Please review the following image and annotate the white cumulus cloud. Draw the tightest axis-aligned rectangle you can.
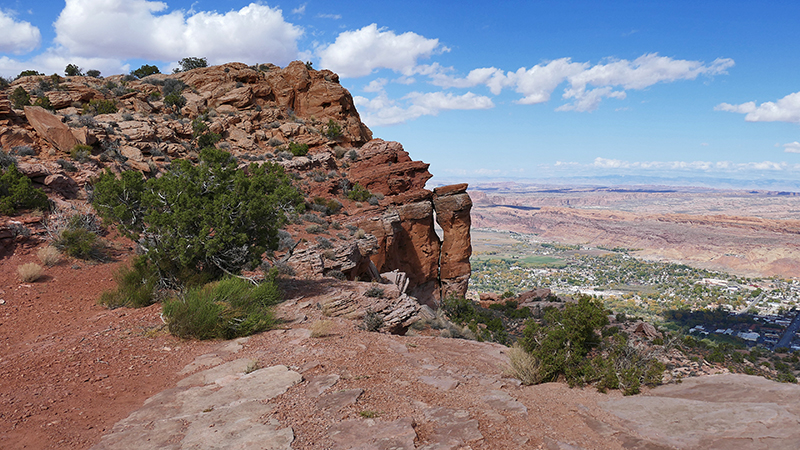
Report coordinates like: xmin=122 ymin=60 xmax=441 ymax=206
xmin=428 ymin=53 xmax=733 ymax=112
xmin=53 ymin=0 xmax=302 ymax=65
xmin=355 ymin=90 xmax=493 ymax=127
xmin=716 ymin=91 xmax=800 ymax=123
xmin=317 ymin=24 xmax=447 ymax=78
xmin=784 ymin=142 xmax=800 ymax=153
xmin=0 ymin=10 xmax=42 ymax=54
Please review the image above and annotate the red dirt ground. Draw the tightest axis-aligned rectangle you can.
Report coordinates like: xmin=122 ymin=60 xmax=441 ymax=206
xmin=0 ymin=232 xmax=219 ymax=449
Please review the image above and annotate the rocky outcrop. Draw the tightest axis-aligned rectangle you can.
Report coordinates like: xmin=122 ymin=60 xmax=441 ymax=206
xmin=315 ymin=281 xmax=421 ymax=334
xmin=176 ymin=61 xmax=372 ymax=146
xmin=345 ymin=140 xmax=473 ymax=305
xmin=349 ymin=139 xmax=433 ymax=196
xmin=433 ymin=183 xmax=473 ymax=299
xmin=2 ymin=63 xmax=475 ymax=315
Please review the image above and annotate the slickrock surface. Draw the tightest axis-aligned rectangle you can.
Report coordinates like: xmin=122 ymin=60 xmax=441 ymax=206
xmin=601 ymin=373 xmax=800 ymax=449
xmin=86 ymin=291 xmax=800 ymax=450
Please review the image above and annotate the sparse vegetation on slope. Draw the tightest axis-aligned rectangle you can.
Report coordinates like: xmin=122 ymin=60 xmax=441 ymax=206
xmin=92 ymin=147 xmax=304 ymax=282
xmin=0 ymin=164 xmax=50 ymax=215
xmin=162 ymin=275 xmax=281 ymax=340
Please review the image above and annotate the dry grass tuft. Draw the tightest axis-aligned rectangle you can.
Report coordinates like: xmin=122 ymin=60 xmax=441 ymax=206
xmin=37 ymin=245 xmax=62 ymax=267
xmin=504 ymin=342 xmax=542 ymax=386
xmin=310 ymin=319 xmax=335 ymax=338
xmin=244 ymin=360 xmax=260 ymax=374
xmin=18 ymin=263 xmax=44 ymax=283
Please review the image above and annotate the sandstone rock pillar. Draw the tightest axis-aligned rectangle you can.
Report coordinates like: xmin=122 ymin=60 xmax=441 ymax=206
xmin=433 ymin=184 xmax=472 ymax=300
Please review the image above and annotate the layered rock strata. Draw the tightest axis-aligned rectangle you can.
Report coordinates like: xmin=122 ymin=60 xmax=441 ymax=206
xmin=349 ymin=140 xmax=472 ymax=305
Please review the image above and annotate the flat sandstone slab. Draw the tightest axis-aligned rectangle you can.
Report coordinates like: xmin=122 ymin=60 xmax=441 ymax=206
xmin=91 ymin=364 xmax=301 ymax=450
xmin=600 ymin=373 xmax=800 ymax=450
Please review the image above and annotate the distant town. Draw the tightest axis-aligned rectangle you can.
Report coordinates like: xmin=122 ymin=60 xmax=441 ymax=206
xmin=469 ymin=228 xmax=800 ymax=351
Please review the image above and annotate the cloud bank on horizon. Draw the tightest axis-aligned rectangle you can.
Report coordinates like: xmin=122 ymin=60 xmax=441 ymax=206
xmin=1 ymin=0 xmax=799 ymax=187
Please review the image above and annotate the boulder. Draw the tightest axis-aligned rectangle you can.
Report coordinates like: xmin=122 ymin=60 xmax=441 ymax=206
xmin=44 ymin=173 xmax=79 ymax=199
xmin=23 ymin=106 xmax=78 ymax=153
xmin=44 ymin=85 xmax=100 ymax=110
xmin=213 ymin=85 xmax=254 ymax=109
xmin=517 ymin=288 xmax=552 ymax=302
xmin=633 ymin=322 xmax=662 ymax=339
xmin=349 ymin=139 xmax=433 ymax=197
xmin=70 ymin=127 xmax=97 ymax=146
xmin=120 ymin=145 xmax=143 ymax=161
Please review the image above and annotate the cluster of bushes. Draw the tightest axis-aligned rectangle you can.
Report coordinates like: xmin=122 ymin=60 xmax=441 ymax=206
xmin=82 ymin=99 xmax=117 ymax=115
xmin=434 ymin=294 xmax=666 ymax=394
xmin=0 ymin=158 xmax=49 ymax=215
xmin=192 ymin=117 xmax=221 ymax=148
xmin=680 ymin=335 xmax=798 ymax=383
xmin=46 ymin=207 xmax=106 ymax=260
xmin=346 ymin=182 xmax=372 ymax=202
xmin=92 ymin=148 xmax=304 ymax=340
xmin=442 ymin=296 xmax=509 ymax=344
xmin=518 ymin=296 xmax=664 ymax=395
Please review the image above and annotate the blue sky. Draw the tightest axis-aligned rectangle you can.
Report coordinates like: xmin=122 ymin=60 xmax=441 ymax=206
xmin=2 ymin=1 xmax=800 ymax=188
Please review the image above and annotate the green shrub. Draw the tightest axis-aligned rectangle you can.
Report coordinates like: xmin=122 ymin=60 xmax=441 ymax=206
xmin=0 ymin=149 xmax=16 ymax=169
xmin=163 ymin=92 xmax=187 ymax=113
xmin=55 ymin=227 xmax=100 ymax=259
xmin=161 ymin=79 xmax=187 ymax=96
xmin=131 ymin=64 xmax=160 ymax=79
xmin=11 ymin=87 xmax=30 ymax=109
xmin=33 ymin=96 xmax=53 ymax=110
xmin=92 ymin=147 xmax=304 ymax=282
xmin=519 ymin=296 xmax=664 ymax=393
xmin=288 ymin=142 xmax=309 ymax=156
xmin=16 ymin=70 xmax=43 ymax=79
xmin=487 ymin=299 xmax=532 ymax=319
xmin=0 ymin=165 xmax=49 ymax=215
xmin=70 ymin=144 xmax=92 ymax=162
xmin=99 ymin=256 xmax=159 ymax=308
xmin=65 ymin=64 xmax=83 ymax=77
xmin=197 ymin=132 xmax=222 ymax=149
xmin=86 ymin=69 xmax=101 ymax=78
xmin=162 ymin=276 xmax=281 ymax=340
xmin=312 ymin=197 xmax=342 ymax=215
xmin=178 ymin=57 xmax=208 ymax=72
xmin=592 ymin=334 xmax=665 ymax=395
xmin=362 ymin=309 xmax=384 ymax=332
xmin=443 ymin=296 xmax=508 ymax=344
xmin=83 ymin=99 xmax=117 ymax=115
xmin=365 ymin=286 xmax=384 ymax=298
xmin=56 ymin=158 xmax=77 ymax=172
xmin=191 ymin=118 xmax=209 ymax=137
xmin=347 ymin=183 xmax=371 ymax=202
xmin=323 ymin=119 xmax=342 ymax=139
xmin=519 ymin=296 xmax=609 ymax=384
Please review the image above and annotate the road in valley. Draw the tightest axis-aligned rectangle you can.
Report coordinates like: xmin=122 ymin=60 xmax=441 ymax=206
xmin=774 ymin=311 xmax=800 ymax=350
